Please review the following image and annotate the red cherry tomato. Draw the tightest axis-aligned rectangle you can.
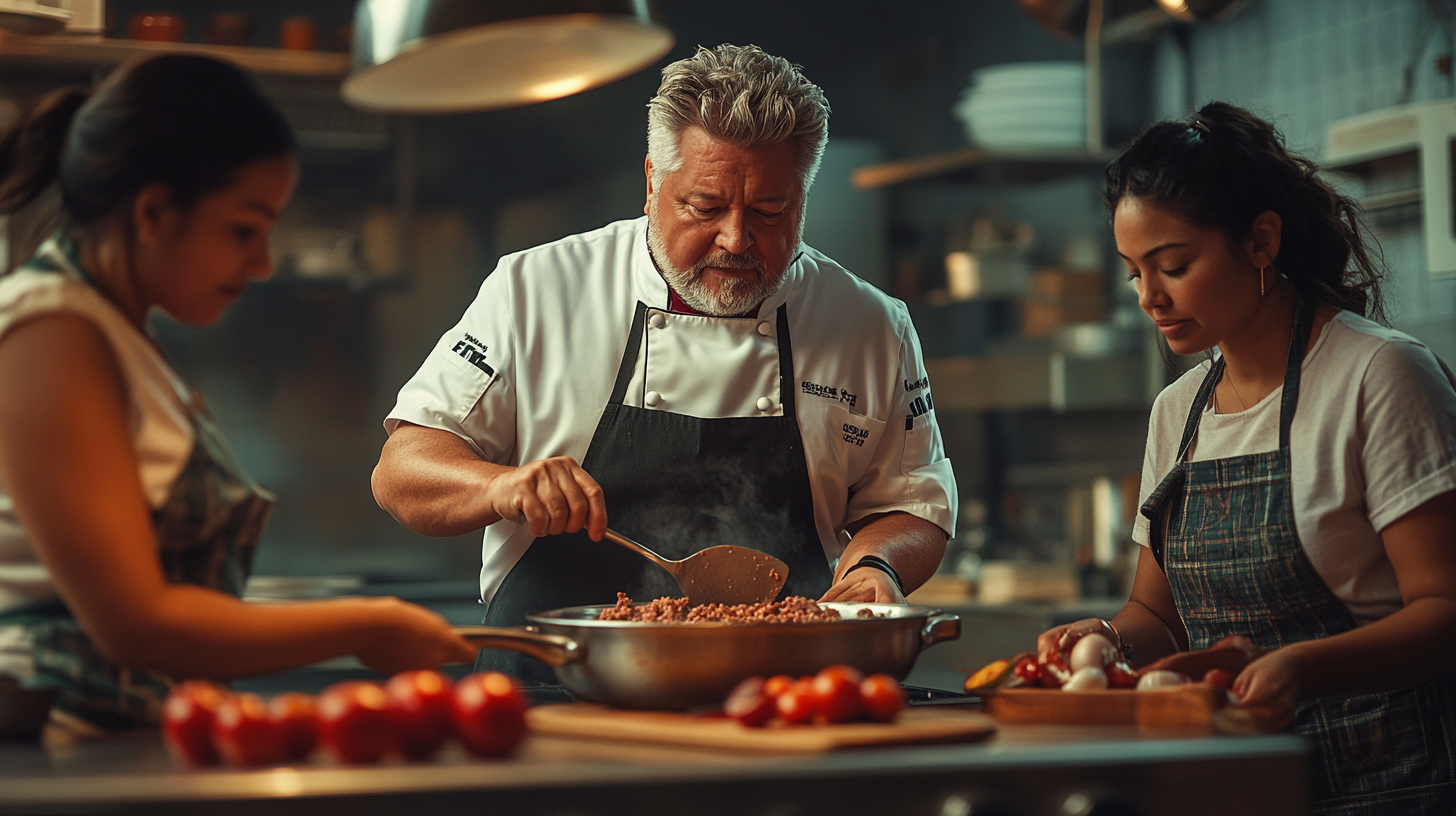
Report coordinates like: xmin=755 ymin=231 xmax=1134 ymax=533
xmin=1012 ymin=656 xmax=1043 ymax=685
xmin=762 ymin=675 xmax=795 ymax=699
xmin=386 ymin=670 xmax=454 ymax=760
xmin=724 ymin=676 xmax=777 ymax=727
xmin=213 ymin=693 xmax=286 ymax=767
xmin=816 ymin=664 xmax=865 ymax=685
xmin=811 ymin=668 xmax=865 ymax=724
xmin=859 ymin=674 xmax=906 ymax=723
xmin=162 ymin=680 xmax=230 ymax=766
xmin=1106 ymin=662 xmax=1139 ymax=690
xmin=318 ymin=681 xmax=394 ymax=764
xmin=1202 ymin=668 xmax=1234 ymax=690
xmin=775 ymin=679 xmax=819 ymax=725
xmin=270 ymin=692 xmax=319 ymax=763
xmin=451 ymin=672 xmax=528 ymax=758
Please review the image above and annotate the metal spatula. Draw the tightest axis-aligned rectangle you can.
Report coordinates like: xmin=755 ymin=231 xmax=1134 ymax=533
xmin=604 ymin=528 xmax=789 ymax=605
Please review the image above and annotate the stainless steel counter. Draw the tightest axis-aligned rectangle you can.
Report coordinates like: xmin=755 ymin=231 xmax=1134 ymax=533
xmin=0 ymin=717 xmax=1306 ymax=816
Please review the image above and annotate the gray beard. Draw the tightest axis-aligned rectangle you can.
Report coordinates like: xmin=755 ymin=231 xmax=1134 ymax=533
xmin=645 ymin=210 xmax=793 ymax=316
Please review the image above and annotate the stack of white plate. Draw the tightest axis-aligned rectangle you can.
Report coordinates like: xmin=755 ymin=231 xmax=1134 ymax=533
xmin=952 ymin=61 xmax=1087 ymax=150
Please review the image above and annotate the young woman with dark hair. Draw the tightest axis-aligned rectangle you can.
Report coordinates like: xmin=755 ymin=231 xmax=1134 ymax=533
xmin=1040 ymin=102 xmax=1456 ymax=814
xmin=0 ymin=55 xmax=473 ymax=733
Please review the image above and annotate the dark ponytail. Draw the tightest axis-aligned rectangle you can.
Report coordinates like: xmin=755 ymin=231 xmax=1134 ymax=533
xmin=0 ymin=54 xmax=294 ymax=227
xmin=1105 ymin=101 xmax=1386 ymax=324
xmin=0 ymin=87 xmax=88 ymax=213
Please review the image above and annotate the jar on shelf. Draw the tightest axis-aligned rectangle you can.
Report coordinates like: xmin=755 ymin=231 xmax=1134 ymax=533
xmin=127 ymin=11 xmax=185 ymax=42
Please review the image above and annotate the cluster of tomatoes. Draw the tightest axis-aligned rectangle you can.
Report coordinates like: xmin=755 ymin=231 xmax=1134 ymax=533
xmin=1011 ymin=651 xmax=1139 ymax=690
xmin=162 ymin=670 xmax=527 ymax=767
xmin=723 ymin=665 xmax=906 ymax=727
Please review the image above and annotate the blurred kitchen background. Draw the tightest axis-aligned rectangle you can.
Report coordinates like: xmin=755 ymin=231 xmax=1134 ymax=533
xmin=0 ymin=0 xmax=1452 ymax=666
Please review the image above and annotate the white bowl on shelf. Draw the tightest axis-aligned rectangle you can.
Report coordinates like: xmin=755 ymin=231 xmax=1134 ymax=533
xmin=953 ymin=60 xmax=1089 ymax=149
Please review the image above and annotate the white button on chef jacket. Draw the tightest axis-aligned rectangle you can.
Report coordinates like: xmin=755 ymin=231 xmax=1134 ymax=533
xmin=385 ymin=218 xmax=957 ymax=604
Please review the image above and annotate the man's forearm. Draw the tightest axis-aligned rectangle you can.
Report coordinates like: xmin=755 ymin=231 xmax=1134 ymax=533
xmin=372 ymin=423 xmax=505 ymax=537
xmin=835 ymin=512 xmax=948 ymax=593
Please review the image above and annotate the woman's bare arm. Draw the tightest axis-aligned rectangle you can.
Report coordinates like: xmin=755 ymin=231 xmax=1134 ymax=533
xmin=0 ymin=315 xmax=474 ymax=678
xmin=1235 ymin=490 xmax=1456 ymax=717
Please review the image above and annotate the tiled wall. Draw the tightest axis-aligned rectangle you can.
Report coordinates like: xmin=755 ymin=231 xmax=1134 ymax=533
xmin=1157 ymin=0 xmax=1456 ymax=359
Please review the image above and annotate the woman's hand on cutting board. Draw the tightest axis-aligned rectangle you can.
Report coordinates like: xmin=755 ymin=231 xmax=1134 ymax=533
xmin=1231 ymin=648 xmax=1303 ymax=731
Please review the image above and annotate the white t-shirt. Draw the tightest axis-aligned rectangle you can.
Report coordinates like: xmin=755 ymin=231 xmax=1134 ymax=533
xmin=0 ymin=240 xmax=194 ymax=678
xmin=1133 ymin=311 xmax=1456 ymax=625
xmin=386 ymin=217 xmax=958 ymax=603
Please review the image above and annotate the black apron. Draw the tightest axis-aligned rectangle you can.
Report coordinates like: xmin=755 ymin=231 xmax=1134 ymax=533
xmin=477 ymin=302 xmax=833 ymax=684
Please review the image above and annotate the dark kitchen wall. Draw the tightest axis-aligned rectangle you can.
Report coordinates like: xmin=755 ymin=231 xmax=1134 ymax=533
xmin=132 ymin=1 xmax=1144 ymax=585
xmin=1152 ymin=0 xmax=1456 ymax=363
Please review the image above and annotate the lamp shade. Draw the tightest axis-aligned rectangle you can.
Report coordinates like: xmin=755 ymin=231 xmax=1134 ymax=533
xmin=342 ymin=0 xmax=674 ymax=114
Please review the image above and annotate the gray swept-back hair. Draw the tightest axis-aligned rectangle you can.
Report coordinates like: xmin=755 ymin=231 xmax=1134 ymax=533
xmin=647 ymin=44 xmax=830 ymax=194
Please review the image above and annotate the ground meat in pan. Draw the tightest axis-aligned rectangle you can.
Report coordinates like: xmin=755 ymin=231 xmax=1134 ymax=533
xmin=597 ymin=592 xmax=842 ymax=624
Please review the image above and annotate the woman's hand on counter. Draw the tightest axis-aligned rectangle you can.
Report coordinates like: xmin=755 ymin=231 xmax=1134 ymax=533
xmin=352 ymin=597 xmax=478 ymax=675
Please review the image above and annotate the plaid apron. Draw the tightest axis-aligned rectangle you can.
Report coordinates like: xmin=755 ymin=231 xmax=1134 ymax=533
xmin=0 ymin=236 xmax=273 ymax=730
xmin=1141 ymin=299 xmax=1456 ymax=815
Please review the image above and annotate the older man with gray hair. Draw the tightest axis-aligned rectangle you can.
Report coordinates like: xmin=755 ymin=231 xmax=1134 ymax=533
xmin=373 ymin=44 xmax=957 ymax=686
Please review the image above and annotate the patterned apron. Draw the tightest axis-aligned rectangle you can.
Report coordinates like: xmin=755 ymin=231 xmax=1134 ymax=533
xmin=0 ymin=236 xmax=273 ymax=730
xmin=478 ymin=301 xmax=834 ymax=685
xmin=1141 ymin=299 xmax=1456 ymax=814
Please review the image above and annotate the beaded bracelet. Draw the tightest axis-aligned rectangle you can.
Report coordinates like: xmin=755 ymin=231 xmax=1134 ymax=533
xmin=1104 ymin=619 xmax=1134 ymax=663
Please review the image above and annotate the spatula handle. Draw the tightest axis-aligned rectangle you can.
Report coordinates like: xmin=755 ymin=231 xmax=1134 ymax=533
xmin=604 ymin=528 xmax=678 ymax=573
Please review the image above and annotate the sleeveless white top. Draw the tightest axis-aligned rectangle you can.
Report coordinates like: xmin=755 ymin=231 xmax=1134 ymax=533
xmin=0 ymin=238 xmax=194 ymax=621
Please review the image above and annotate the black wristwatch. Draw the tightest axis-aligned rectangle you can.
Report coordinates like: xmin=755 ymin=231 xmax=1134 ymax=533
xmin=843 ymin=555 xmax=905 ymax=596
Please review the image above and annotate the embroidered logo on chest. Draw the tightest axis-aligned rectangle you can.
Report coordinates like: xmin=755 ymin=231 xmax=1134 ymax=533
xmin=801 ymin=380 xmax=858 ymax=410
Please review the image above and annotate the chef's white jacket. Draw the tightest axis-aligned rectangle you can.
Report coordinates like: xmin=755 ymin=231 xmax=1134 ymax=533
xmin=386 ymin=217 xmax=957 ymax=602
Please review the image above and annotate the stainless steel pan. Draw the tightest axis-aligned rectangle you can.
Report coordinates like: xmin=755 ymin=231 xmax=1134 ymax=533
xmin=454 ymin=603 xmax=960 ymax=710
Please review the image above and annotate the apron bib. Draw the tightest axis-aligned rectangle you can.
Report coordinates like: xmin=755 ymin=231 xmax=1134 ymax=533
xmin=0 ymin=237 xmax=273 ymax=730
xmin=1141 ymin=299 xmax=1456 ymax=815
xmin=478 ymin=302 xmax=833 ymax=685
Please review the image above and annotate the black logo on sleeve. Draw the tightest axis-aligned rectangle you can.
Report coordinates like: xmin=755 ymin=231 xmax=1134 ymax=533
xmin=905 ymin=392 xmax=935 ymax=430
xmin=451 ymin=333 xmax=495 ymax=376
xmin=904 ymin=376 xmax=930 ymax=393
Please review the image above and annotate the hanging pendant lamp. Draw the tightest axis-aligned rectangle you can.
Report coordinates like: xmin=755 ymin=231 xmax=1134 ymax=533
xmin=342 ymin=0 xmax=674 ymax=114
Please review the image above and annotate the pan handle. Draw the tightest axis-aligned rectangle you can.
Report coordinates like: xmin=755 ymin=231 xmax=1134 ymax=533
xmin=452 ymin=626 xmax=583 ymax=668
xmin=919 ymin=613 xmax=961 ymax=651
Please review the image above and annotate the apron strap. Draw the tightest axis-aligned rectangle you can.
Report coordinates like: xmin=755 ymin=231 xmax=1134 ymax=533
xmin=608 ymin=302 xmax=650 ymax=407
xmin=1278 ymin=296 xmax=1315 ymax=451
xmin=774 ymin=304 xmax=796 ymax=413
xmin=607 ymin=301 xmax=797 ymax=411
xmin=1173 ymin=294 xmax=1316 ymax=461
xmin=1177 ymin=358 xmax=1224 ymax=463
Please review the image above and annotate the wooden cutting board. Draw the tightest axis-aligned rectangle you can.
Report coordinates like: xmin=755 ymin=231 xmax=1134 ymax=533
xmin=983 ymin=684 xmax=1232 ymax=733
xmin=527 ymin=704 xmax=997 ymax=754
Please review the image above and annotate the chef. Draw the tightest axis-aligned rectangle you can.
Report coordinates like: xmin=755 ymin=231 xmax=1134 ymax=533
xmin=372 ymin=44 xmax=957 ymax=684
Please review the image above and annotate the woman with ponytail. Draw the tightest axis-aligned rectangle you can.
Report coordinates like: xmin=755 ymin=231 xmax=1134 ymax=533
xmin=0 ymin=55 xmax=473 ymax=733
xmin=1038 ymin=102 xmax=1456 ymax=814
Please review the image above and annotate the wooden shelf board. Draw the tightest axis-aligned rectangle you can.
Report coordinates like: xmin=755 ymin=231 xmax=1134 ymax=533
xmin=852 ymin=146 xmax=1118 ymax=189
xmin=0 ymin=32 xmax=350 ymax=77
